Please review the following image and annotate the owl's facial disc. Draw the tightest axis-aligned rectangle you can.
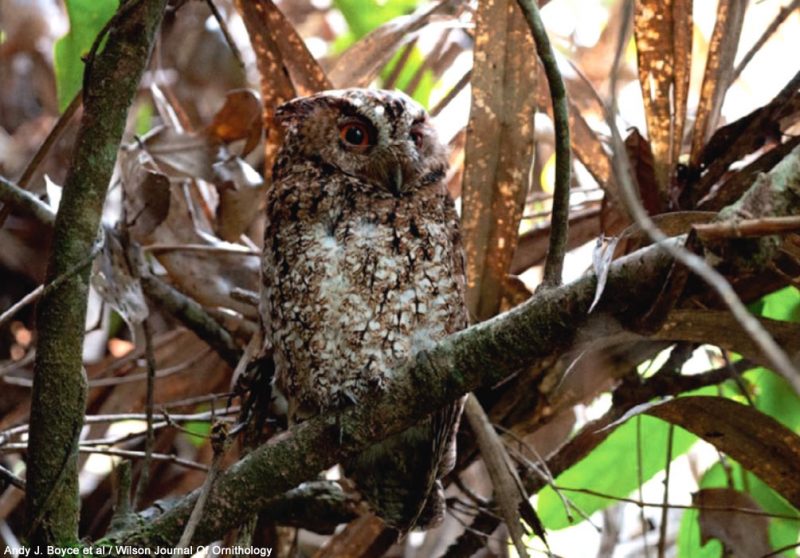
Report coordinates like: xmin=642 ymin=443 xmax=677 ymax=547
xmin=276 ymin=89 xmax=448 ymax=195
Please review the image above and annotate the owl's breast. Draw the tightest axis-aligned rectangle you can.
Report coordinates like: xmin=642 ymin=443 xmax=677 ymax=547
xmin=264 ymin=174 xmax=466 ymax=418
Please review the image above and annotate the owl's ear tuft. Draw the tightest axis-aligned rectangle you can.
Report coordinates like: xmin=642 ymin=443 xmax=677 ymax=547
xmin=274 ymin=98 xmax=316 ymax=128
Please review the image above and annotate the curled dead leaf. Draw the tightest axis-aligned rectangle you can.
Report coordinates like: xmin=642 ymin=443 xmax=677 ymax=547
xmin=694 ymin=488 xmax=772 ymax=558
xmin=206 ymin=89 xmax=263 ymax=157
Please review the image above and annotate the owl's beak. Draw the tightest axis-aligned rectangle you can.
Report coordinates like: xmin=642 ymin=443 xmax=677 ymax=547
xmin=389 ymin=163 xmax=404 ymax=195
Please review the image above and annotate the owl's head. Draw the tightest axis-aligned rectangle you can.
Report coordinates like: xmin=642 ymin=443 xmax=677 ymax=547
xmin=274 ymin=89 xmax=448 ymax=196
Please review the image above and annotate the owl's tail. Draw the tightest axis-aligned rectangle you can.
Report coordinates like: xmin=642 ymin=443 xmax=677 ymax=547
xmin=345 ymin=398 xmax=465 ymax=531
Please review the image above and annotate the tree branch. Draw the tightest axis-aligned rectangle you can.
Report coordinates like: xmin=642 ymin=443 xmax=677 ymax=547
xmin=113 ymin=237 xmax=676 ymax=550
xmin=516 ymin=0 xmax=571 ymax=287
xmin=24 ymin=0 xmax=167 ymax=547
xmin=0 ymin=176 xmax=55 ymax=227
xmin=107 ymin=134 xmax=800 ymax=551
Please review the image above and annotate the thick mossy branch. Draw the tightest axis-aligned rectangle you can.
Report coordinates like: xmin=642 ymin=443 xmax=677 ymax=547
xmin=114 ymin=143 xmax=800 ymax=551
xmin=25 ymin=0 xmax=167 ymax=547
xmin=116 ymin=242 xmax=674 ymax=549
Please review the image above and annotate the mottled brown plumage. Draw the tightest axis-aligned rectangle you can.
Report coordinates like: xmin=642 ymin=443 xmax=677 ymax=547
xmin=260 ymin=88 xmax=467 ymax=531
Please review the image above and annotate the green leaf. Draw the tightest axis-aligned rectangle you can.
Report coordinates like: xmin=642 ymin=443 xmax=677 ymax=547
xmin=537 ymin=415 xmax=697 ymax=529
xmin=745 ymin=286 xmax=800 ymax=432
xmin=53 ymin=0 xmax=118 ymax=112
xmin=333 ymin=0 xmax=422 ymax=44
xmin=382 ymin=46 xmax=435 ymax=108
xmin=134 ymin=101 xmax=154 ymax=137
xmin=183 ymin=420 xmax=211 ymax=448
xmin=748 ymin=367 xmax=800 ymax=432
xmin=759 ymin=286 xmax=800 ymax=322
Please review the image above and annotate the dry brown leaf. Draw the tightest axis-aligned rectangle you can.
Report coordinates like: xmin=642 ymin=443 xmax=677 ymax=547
xmin=140 ymin=126 xmax=216 ymax=180
xmin=91 ymin=227 xmax=149 ymax=327
xmin=689 ymin=0 xmax=748 ymax=166
xmin=534 ymin=64 xmax=617 ymax=201
xmin=569 ymin=100 xmax=615 ymax=195
xmin=633 ymin=0 xmax=693 ymax=198
xmin=119 ymin=147 xmax=260 ymax=318
xmin=213 ymin=157 xmax=266 ymax=242
xmin=461 ymin=0 xmax=537 ymax=322
xmin=624 ymin=127 xmax=661 ymax=215
xmin=124 ymin=164 xmax=172 ymax=240
xmin=699 ymin=134 xmax=800 ymax=211
xmin=501 ymin=275 xmax=533 ymax=311
xmin=234 ymin=0 xmax=329 ymax=173
xmin=327 ymin=0 xmax=461 ymax=89
xmin=206 ymin=89 xmax=263 ymax=157
xmin=646 ymin=396 xmax=800 ymax=509
xmin=688 ymin=74 xmax=800 ymax=207
xmin=694 ymin=488 xmax=772 ymax=558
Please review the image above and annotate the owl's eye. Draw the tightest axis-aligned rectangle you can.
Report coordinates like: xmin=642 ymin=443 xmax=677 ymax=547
xmin=410 ymin=130 xmax=424 ymax=148
xmin=339 ymin=122 xmax=372 ymax=147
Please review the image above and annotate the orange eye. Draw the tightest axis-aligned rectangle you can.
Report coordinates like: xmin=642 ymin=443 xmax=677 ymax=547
xmin=339 ymin=122 xmax=371 ymax=147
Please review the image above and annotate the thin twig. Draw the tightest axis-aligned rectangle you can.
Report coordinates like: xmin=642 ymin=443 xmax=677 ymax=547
xmin=109 ymin=461 xmax=133 ymax=531
xmin=464 ymin=394 xmax=532 ymax=557
xmin=0 ymin=444 xmax=207 ymax=471
xmin=636 ymin=415 xmax=650 ymax=558
xmin=204 ymin=0 xmax=245 ymax=69
xmin=177 ymin=423 xmax=229 ymax=547
xmin=0 ymin=93 xmax=82 ymax=228
xmin=494 ymin=423 xmax=573 ymax=523
xmin=89 ymin=349 xmax=209 ymax=387
xmin=142 ymin=243 xmax=258 ymax=256
xmin=0 ymin=286 xmax=44 ymax=331
xmin=3 ymin=348 xmax=211 ymax=389
xmin=431 ymin=70 xmax=471 ymax=117
xmin=0 ymin=351 xmax=35 ymax=379
xmin=133 ymin=319 xmax=158 ymax=509
xmin=516 ymin=0 xmax=571 ymax=287
xmin=88 ymin=408 xmax=238 ymax=424
xmin=9 ymin=409 xmax=239 ymax=447
xmin=0 ymin=238 xmax=103 ymax=329
xmin=0 ymin=464 xmax=25 ymax=490
xmin=731 ymin=0 xmax=800 ymax=83
xmin=762 ymin=541 xmax=800 ymax=558
xmin=80 ymin=447 xmax=208 ymax=471
xmin=0 ymin=176 xmax=55 ymax=227
xmin=555 ymin=486 xmax=800 ymax=522
xmin=453 ymin=475 xmax=490 ymax=507
xmin=720 ymin=351 xmax=755 ymax=406
xmin=693 ymin=215 xmax=800 ymax=240
xmin=140 ymin=274 xmax=241 ymax=367
xmin=656 ymin=424 xmax=674 ymax=558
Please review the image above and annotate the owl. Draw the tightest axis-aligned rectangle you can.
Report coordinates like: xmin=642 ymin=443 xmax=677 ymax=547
xmin=260 ymin=88 xmax=467 ymax=531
